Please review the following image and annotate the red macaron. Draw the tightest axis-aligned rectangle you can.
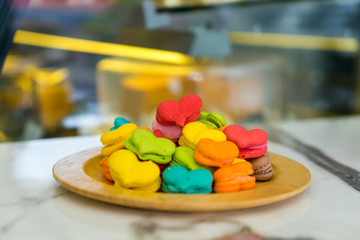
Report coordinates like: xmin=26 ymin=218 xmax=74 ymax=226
xmin=223 ymin=125 xmax=268 ymax=159
xmin=156 ymin=94 xmax=202 ymax=127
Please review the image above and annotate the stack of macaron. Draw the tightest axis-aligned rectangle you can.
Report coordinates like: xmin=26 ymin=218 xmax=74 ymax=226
xmin=99 ymin=94 xmax=273 ymax=194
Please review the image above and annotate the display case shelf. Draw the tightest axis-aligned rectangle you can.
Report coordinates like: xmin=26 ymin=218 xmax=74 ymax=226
xmin=155 ymin=0 xmax=307 ymax=12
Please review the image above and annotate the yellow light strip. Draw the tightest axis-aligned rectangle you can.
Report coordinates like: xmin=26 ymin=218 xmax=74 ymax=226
xmin=156 ymin=0 xmax=244 ymax=9
xmin=97 ymin=58 xmax=198 ymax=76
xmin=229 ymin=32 xmax=359 ymax=52
xmin=13 ymin=30 xmax=195 ymax=65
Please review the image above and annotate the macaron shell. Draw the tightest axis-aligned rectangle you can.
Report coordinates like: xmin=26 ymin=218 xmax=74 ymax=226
xmin=101 ymin=141 xmax=126 ymax=157
xmin=197 ymin=119 xmax=218 ymax=129
xmin=152 ymin=118 xmax=182 ymax=141
xmin=223 ymin=125 xmax=268 ymax=148
xmin=108 ymin=149 xmax=161 ymax=191
xmin=232 ymin=158 xmax=246 ymax=164
xmin=239 ymin=146 xmax=268 ymax=159
xmin=207 ymin=112 xmax=226 ymax=127
xmin=101 ymin=123 xmax=138 ymax=145
xmin=197 ymin=112 xmax=226 ymax=129
xmin=111 ymin=117 xmax=131 ymax=130
xmin=100 ymin=123 xmax=138 ymax=156
xmin=178 ymin=122 xmax=226 ymax=150
xmin=99 ymin=157 xmax=113 ymax=182
xmin=171 ymin=146 xmax=216 ymax=173
xmin=124 ymin=129 xmax=176 ymax=164
xmin=193 ymin=128 xmax=227 ymax=145
xmin=248 ymin=152 xmax=273 ymax=181
xmin=194 ymin=138 xmax=239 ymax=167
xmin=213 ymin=161 xmax=256 ymax=193
xmin=214 ymin=177 xmax=256 ymax=193
xmin=162 ymin=165 xmax=213 ymax=194
xmin=135 ymin=177 xmax=162 ymax=192
xmin=156 ymin=94 xmax=202 ymax=127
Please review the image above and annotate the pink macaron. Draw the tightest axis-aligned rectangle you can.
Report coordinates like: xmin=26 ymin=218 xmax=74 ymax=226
xmin=152 ymin=118 xmax=183 ymax=142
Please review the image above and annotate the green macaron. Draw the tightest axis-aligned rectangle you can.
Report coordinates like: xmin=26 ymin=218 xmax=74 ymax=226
xmin=197 ymin=111 xmax=226 ymax=129
xmin=170 ymin=146 xmax=216 ymax=173
xmin=124 ymin=129 xmax=175 ymax=164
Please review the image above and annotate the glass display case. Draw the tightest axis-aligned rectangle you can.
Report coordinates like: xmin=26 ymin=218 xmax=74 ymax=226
xmin=1 ymin=0 xmax=359 ymax=142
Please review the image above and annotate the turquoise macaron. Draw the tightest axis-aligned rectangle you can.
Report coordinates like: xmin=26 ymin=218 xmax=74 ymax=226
xmin=110 ymin=117 xmax=130 ymax=131
xmin=162 ymin=165 xmax=213 ymax=194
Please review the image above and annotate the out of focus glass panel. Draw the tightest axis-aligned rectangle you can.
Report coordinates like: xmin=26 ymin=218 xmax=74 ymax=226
xmin=96 ymin=58 xmax=199 ymax=126
xmin=1 ymin=0 xmax=359 ymax=142
xmin=96 ymin=55 xmax=283 ymax=126
xmin=0 ymin=55 xmax=73 ymax=141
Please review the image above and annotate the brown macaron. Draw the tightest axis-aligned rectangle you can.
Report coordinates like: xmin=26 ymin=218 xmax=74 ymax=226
xmin=248 ymin=153 xmax=273 ymax=181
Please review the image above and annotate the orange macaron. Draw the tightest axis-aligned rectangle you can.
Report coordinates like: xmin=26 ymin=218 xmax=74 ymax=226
xmin=213 ymin=161 xmax=256 ymax=193
xmin=194 ymin=138 xmax=239 ymax=168
xmin=99 ymin=157 xmax=113 ymax=182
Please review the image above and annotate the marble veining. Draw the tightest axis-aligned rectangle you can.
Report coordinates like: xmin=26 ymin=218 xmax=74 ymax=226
xmin=0 ymin=189 xmax=70 ymax=236
xmin=131 ymin=218 xmax=253 ymax=240
xmin=267 ymin=127 xmax=360 ymax=191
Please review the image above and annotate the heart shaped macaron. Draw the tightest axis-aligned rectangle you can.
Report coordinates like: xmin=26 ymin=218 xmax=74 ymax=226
xmin=197 ymin=111 xmax=226 ymax=129
xmin=194 ymin=138 xmax=239 ymax=167
xmin=100 ymin=123 xmax=138 ymax=156
xmin=156 ymin=94 xmax=202 ymax=127
xmin=170 ymin=146 xmax=216 ymax=173
xmin=178 ymin=122 xmax=227 ymax=150
xmin=108 ymin=149 xmax=161 ymax=192
xmin=124 ymin=129 xmax=176 ymax=164
xmin=223 ymin=125 xmax=268 ymax=159
xmin=213 ymin=161 xmax=256 ymax=193
xmin=162 ymin=165 xmax=213 ymax=194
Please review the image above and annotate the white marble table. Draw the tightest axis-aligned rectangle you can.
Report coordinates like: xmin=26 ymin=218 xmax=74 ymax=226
xmin=1 ymin=116 xmax=360 ymax=240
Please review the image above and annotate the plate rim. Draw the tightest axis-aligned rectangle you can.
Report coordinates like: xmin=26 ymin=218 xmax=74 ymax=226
xmin=53 ymin=147 xmax=311 ymax=212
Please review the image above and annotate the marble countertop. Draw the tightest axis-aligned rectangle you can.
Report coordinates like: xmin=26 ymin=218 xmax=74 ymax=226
xmin=1 ymin=116 xmax=360 ymax=240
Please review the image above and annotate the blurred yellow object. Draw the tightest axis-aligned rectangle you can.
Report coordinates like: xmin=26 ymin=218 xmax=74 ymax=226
xmin=29 ymin=67 xmax=73 ymax=131
xmin=96 ymin=58 xmax=198 ymax=76
xmin=14 ymin=30 xmax=195 ymax=65
xmin=120 ymin=74 xmax=193 ymax=119
xmin=0 ymin=131 xmax=10 ymax=142
xmin=229 ymin=32 xmax=359 ymax=52
xmin=31 ymin=67 xmax=69 ymax=86
xmin=123 ymin=74 xmax=170 ymax=91
xmin=0 ymin=55 xmax=34 ymax=109
xmin=0 ymin=55 xmax=37 ymax=141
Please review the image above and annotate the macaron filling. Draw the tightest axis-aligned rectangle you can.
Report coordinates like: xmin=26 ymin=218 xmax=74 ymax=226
xmin=244 ymin=141 xmax=268 ymax=150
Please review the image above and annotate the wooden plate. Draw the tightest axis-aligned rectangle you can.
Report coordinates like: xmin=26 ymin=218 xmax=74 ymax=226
xmin=53 ymin=147 xmax=311 ymax=212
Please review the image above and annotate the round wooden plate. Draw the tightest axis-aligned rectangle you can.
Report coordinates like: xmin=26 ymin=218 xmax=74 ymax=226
xmin=53 ymin=147 xmax=311 ymax=212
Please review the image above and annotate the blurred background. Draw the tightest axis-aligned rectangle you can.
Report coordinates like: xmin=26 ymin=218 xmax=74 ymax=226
xmin=0 ymin=0 xmax=359 ymax=142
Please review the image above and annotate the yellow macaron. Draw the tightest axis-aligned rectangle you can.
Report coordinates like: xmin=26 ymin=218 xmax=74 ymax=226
xmin=108 ymin=149 xmax=161 ymax=192
xmin=100 ymin=123 xmax=137 ymax=156
xmin=178 ymin=121 xmax=226 ymax=150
